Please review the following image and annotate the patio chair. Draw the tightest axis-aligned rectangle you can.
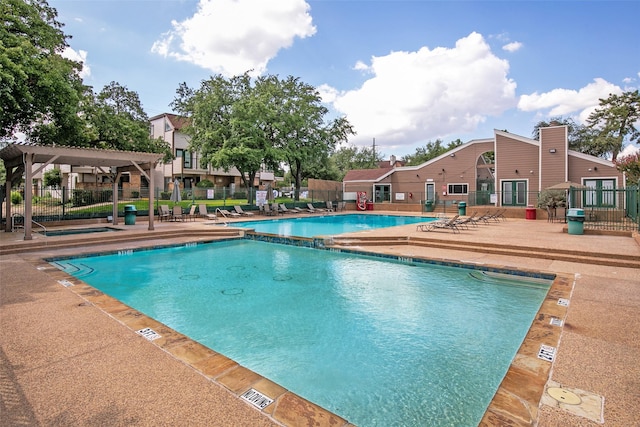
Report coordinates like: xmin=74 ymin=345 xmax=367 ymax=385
xmin=198 ymin=204 xmax=217 ymax=221
xmin=158 ymin=205 xmax=171 ymax=222
xmin=234 ymin=205 xmax=255 ymax=216
xmin=172 ymin=206 xmax=184 ymax=222
xmin=186 ymin=205 xmax=198 ymax=221
xmin=325 ymin=201 xmax=335 ymax=212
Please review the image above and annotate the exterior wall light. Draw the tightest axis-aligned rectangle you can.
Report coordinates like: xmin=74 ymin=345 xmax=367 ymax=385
xmin=549 ymin=148 xmax=556 ymax=153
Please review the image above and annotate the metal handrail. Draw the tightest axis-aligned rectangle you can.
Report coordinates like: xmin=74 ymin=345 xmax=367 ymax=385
xmin=215 ymin=208 xmax=229 ymax=226
xmin=32 ymin=219 xmax=47 ymax=235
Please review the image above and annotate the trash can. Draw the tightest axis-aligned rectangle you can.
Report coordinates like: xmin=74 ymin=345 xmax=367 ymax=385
xmin=366 ymin=201 xmax=374 ymax=211
xmin=525 ymin=206 xmax=536 ymax=220
xmin=567 ymin=208 xmax=585 ymax=235
xmin=458 ymin=202 xmax=467 ymax=216
xmin=425 ymin=200 xmax=434 ymax=212
xmin=124 ymin=205 xmax=137 ymax=225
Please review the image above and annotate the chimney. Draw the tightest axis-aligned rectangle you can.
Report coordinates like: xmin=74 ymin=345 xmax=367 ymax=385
xmin=389 ymin=155 xmax=396 ymax=166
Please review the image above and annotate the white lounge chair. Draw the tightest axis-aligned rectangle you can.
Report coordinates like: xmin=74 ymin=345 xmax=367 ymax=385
xmin=234 ymin=205 xmax=255 ymax=216
xmin=198 ymin=204 xmax=217 ymax=221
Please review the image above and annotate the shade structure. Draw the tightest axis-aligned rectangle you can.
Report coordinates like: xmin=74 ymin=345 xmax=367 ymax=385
xmin=170 ymin=179 xmax=182 ymax=203
xmin=546 ymin=181 xmax=588 ymax=190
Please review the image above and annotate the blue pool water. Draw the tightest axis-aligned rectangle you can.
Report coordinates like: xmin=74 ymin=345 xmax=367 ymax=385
xmin=53 ymin=240 xmax=551 ymax=427
xmin=229 ymin=213 xmax=434 ymax=237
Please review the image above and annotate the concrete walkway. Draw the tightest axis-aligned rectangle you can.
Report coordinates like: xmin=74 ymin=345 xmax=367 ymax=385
xmin=1 ymin=214 xmax=638 ymax=426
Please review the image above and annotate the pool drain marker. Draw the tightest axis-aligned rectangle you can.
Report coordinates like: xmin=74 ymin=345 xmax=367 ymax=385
xmin=549 ymin=317 xmax=564 ymax=327
xmin=241 ymin=388 xmax=273 ymax=409
xmin=137 ymin=327 xmax=161 ymax=341
xmin=547 ymin=387 xmax=582 ymax=405
xmin=58 ymin=279 xmax=74 ymax=287
xmin=557 ymin=298 xmax=569 ymax=307
xmin=538 ymin=344 xmax=556 ymax=362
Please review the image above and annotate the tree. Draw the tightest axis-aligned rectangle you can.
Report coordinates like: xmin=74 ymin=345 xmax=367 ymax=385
xmin=171 ymin=73 xmax=270 ymax=203
xmin=585 ymin=90 xmax=640 ymax=161
xmin=329 ymin=145 xmax=384 ymax=180
xmin=84 ymin=82 xmax=171 ymax=159
xmin=43 ymin=168 xmax=62 ymax=188
xmin=402 ymin=139 xmax=464 ymax=166
xmin=171 ymin=73 xmax=355 ymax=201
xmin=615 ymin=152 xmax=640 ymax=183
xmin=1 ymin=0 xmax=86 ymax=143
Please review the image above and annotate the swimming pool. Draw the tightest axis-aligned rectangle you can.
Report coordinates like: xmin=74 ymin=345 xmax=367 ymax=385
xmin=230 ymin=213 xmax=434 ymax=237
xmin=53 ymin=239 xmax=552 ymax=427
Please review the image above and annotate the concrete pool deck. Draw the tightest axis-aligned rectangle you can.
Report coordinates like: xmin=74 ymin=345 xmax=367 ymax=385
xmin=1 ymin=213 xmax=638 ymax=426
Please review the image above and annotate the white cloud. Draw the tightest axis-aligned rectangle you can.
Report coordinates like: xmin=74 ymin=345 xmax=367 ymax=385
xmin=151 ymin=0 xmax=316 ymax=76
xmin=619 ymin=143 xmax=640 ymax=157
xmin=518 ymin=78 xmax=622 ymax=123
xmin=60 ymin=47 xmax=91 ymax=79
xmin=328 ymin=32 xmax=517 ymax=148
xmin=502 ymin=41 xmax=522 ymax=52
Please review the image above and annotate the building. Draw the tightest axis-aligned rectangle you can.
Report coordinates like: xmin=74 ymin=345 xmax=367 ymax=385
xmin=343 ymin=125 xmax=625 ymax=211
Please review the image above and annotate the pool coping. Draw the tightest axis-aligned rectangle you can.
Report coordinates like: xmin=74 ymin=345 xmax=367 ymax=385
xmin=33 ymin=236 xmax=572 ymax=427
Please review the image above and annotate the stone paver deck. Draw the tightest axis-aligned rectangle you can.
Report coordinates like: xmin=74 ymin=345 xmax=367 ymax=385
xmin=1 ymin=212 xmax=638 ymax=426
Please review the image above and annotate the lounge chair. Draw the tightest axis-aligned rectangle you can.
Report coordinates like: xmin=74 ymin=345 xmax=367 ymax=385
xmin=218 ymin=209 xmax=241 ymax=218
xmin=234 ymin=205 xmax=255 ymax=216
xmin=198 ymin=204 xmax=217 ymax=221
xmin=279 ymin=204 xmax=294 ymax=214
xmin=306 ymin=203 xmax=325 ymax=213
xmin=417 ymin=215 xmax=460 ymax=233
xmin=172 ymin=206 xmax=184 ymax=221
xmin=158 ymin=205 xmax=171 ymax=222
xmin=325 ymin=201 xmax=335 ymax=212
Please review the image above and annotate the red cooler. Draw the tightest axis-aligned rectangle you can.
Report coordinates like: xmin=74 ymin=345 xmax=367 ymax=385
xmin=525 ymin=206 xmax=536 ymax=220
xmin=366 ymin=201 xmax=374 ymax=211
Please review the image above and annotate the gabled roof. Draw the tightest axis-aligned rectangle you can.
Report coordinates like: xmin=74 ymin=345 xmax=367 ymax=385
xmin=149 ymin=113 xmax=190 ymax=131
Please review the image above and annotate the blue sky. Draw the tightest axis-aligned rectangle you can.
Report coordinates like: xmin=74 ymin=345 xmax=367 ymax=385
xmin=52 ymin=0 xmax=640 ymax=158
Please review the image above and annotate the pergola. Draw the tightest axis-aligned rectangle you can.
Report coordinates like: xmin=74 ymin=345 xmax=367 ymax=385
xmin=0 ymin=143 xmax=163 ymax=240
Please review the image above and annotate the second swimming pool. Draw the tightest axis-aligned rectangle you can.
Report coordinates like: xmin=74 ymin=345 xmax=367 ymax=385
xmin=53 ymin=239 xmax=552 ymax=426
xmin=228 ymin=213 xmax=435 ymax=237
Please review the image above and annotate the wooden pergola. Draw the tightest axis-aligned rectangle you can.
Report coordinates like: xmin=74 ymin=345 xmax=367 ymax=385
xmin=0 ymin=143 xmax=163 ymax=240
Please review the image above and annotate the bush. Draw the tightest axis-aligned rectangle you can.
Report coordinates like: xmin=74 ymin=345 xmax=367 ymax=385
xmin=160 ymin=191 xmax=172 ymax=200
xmin=196 ymin=179 xmax=214 ymax=188
xmin=11 ymin=191 xmax=22 ymax=205
xmin=131 ymin=190 xmax=140 ymax=199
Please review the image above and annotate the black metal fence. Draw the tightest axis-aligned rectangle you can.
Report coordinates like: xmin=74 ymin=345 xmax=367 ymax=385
xmin=4 ymin=184 xmax=639 ymax=232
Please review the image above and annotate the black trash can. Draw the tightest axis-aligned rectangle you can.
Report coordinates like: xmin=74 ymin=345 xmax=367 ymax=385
xmin=458 ymin=202 xmax=467 ymax=216
xmin=124 ymin=205 xmax=137 ymax=225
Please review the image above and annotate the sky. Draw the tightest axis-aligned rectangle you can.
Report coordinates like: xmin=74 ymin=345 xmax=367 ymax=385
xmin=51 ymin=0 xmax=640 ymax=159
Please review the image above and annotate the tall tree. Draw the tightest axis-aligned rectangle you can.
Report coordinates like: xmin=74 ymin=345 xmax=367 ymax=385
xmin=265 ymin=76 xmax=355 ymax=200
xmin=171 ymin=73 xmax=271 ymax=202
xmin=85 ymin=82 xmax=170 ymax=158
xmin=1 ymin=0 xmax=86 ymax=143
xmin=402 ymin=139 xmax=464 ymax=166
xmin=585 ymin=90 xmax=640 ymax=161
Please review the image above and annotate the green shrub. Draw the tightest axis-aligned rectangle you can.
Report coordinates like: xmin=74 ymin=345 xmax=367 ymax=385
xmin=131 ymin=190 xmax=140 ymax=199
xmin=11 ymin=191 xmax=23 ymax=205
xmin=196 ymin=179 xmax=214 ymax=188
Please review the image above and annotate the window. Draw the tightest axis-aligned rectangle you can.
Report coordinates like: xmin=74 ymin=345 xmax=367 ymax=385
xmin=584 ymin=179 xmax=616 ymax=207
xmin=183 ymin=151 xmax=192 ymax=169
xmin=447 ymin=183 xmax=468 ymax=195
xmin=164 ymin=119 xmax=171 ymax=132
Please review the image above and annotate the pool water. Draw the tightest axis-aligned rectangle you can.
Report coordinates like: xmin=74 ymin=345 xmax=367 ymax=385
xmin=230 ymin=213 xmax=435 ymax=237
xmin=42 ymin=226 xmax=121 ymax=237
xmin=53 ymin=240 xmax=551 ymax=427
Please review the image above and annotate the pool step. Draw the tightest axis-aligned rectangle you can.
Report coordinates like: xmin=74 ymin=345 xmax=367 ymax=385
xmin=329 ymin=235 xmax=640 ymax=269
xmin=0 ymin=228 xmax=242 ymax=256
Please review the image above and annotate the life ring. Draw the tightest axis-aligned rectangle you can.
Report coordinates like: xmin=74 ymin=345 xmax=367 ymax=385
xmin=357 ymin=191 xmax=367 ymax=211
